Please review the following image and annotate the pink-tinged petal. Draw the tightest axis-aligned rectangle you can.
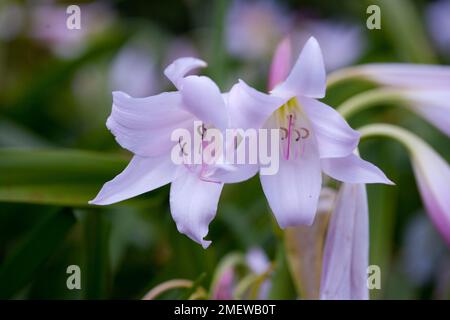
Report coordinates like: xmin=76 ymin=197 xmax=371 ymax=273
xmin=320 ymin=183 xmax=369 ymax=300
xmin=271 ymin=37 xmax=326 ymax=99
xmin=164 ymin=57 xmax=207 ymax=89
xmin=89 ymin=154 xmax=176 ymax=205
xmin=412 ymin=144 xmax=450 ymax=246
xmin=108 ymin=91 xmax=194 ymax=157
xmin=260 ymin=120 xmax=322 ymax=227
xmin=180 ymin=75 xmax=228 ymax=130
xmin=170 ymin=168 xmax=224 ymax=248
xmin=211 ymin=267 xmax=235 ymax=300
xmin=357 ymin=63 xmax=450 ymax=89
xmin=321 ymin=154 xmax=394 ymax=185
xmin=268 ymin=37 xmax=292 ymax=91
xmin=299 ymin=96 xmax=360 ymax=158
xmin=404 ymin=90 xmax=450 ymax=137
xmin=228 ymin=80 xmax=285 ymax=129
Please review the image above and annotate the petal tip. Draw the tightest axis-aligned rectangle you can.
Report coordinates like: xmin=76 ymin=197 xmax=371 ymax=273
xmin=305 ymin=36 xmax=319 ymax=47
xmin=201 ymin=240 xmax=212 ymax=249
xmin=386 ymin=178 xmax=396 ymax=186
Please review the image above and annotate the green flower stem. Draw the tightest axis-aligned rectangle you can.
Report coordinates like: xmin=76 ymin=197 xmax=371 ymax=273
xmin=357 ymin=123 xmax=416 ymax=299
xmin=142 ymin=279 xmax=193 ymax=300
xmin=326 ymin=67 xmax=366 ymax=89
xmin=337 ymin=88 xmax=407 ymax=119
xmin=210 ymin=0 xmax=229 ymax=87
xmin=358 ymin=123 xmax=423 ymax=152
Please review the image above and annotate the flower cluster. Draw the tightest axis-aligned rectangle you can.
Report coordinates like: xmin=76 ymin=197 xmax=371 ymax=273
xmin=91 ymin=37 xmax=450 ymax=300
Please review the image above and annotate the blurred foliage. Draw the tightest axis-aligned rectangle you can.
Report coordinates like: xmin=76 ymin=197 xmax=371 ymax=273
xmin=0 ymin=0 xmax=449 ymax=299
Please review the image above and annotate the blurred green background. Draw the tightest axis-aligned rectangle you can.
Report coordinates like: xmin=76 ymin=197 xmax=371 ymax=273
xmin=0 ymin=0 xmax=449 ymax=299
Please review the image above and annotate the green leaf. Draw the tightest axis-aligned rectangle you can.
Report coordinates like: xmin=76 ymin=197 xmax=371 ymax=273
xmin=268 ymin=244 xmax=296 ymax=299
xmin=7 ymin=33 xmax=128 ymax=114
xmin=0 ymin=148 xmax=129 ymax=206
xmin=0 ymin=117 xmax=52 ymax=148
xmin=0 ymin=208 xmax=76 ymax=298
xmin=208 ymin=0 xmax=229 ymax=87
xmin=371 ymin=0 xmax=436 ymax=63
xmin=82 ymin=210 xmax=111 ymax=299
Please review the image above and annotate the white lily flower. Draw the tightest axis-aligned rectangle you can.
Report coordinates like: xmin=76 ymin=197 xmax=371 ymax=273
xmin=226 ymin=37 xmax=393 ymax=227
xmin=90 ymin=57 xmax=256 ymax=248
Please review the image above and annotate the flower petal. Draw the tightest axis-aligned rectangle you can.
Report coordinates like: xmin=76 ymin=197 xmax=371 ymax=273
xmin=260 ymin=119 xmax=322 ymax=227
xmin=89 ymin=154 xmax=177 ymax=205
xmin=271 ymin=37 xmax=326 ymax=99
xmin=412 ymin=142 xmax=450 ymax=246
xmin=164 ymin=57 xmax=207 ymax=89
xmin=108 ymin=91 xmax=194 ymax=157
xmin=321 ymin=154 xmax=394 ymax=185
xmin=210 ymin=163 xmax=259 ymax=184
xmin=299 ymin=96 xmax=360 ymax=158
xmin=320 ymin=183 xmax=369 ymax=300
xmin=180 ymin=75 xmax=228 ymax=130
xmin=228 ymin=80 xmax=285 ymax=129
xmin=404 ymin=90 xmax=450 ymax=137
xmin=357 ymin=63 xmax=450 ymax=89
xmin=268 ymin=37 xmax=292 ymax=91
xmin=170 ymin=168 xmax=224 ymax=248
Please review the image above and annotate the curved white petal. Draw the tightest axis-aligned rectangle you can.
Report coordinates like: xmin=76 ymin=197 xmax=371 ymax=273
xmin=357 ymin=63 xmax=450 ymax=89
xmin=228 ymin=80 xmax=285 ymax=129
xmin=299 ymin=96 xmax=360 ymax=158
xmin=320 ymin=183 xmax=369 ymax=300
xmin=412 ymin=142 xmax=450 ymax=246
xmin=209 ymin=163 xmax=259 ymax=184
xmin=89 ymin=154 xmax=177 ymax=205
xmin=404 ymin=90 xmax=450 ymax=137
xmin=271 ymin=37 xmax=326 ymax=99
xmin=180 ymin=75 xmax=228 ymax=130
xmin=108 ymin=91 xmax=194 ymax=157
xmin=164 ymin=57 xmax=207 ymax=89
xmin=321 ymin=154 xmax=393 ymax=185
xmin=170 ymin=168 xmax=224 ymax=248
xmin=260 ymin=120 xmax=322 ymax=227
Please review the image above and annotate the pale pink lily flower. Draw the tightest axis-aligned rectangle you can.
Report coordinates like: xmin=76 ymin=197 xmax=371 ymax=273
xmin=90 ymin=58 xmax=255 ymax=248
xmin=227 ymin=37 xmax=393 ymax=227
xmin=320 ymin=182 xmax=369 ymax=300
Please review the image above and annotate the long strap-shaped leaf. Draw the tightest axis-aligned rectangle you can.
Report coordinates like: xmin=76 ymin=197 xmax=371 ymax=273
xmin=0 ymin=149 xmax=129 ymax=206
xmin=0 ymin=208 xmax=76 ymax=298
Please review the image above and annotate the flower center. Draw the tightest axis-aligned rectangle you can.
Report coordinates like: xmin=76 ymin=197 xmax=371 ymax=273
xmin=276 ymin=98 xmax=310 ymax=161
xmin=177 ymin=122 xmax=221 ymax=183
